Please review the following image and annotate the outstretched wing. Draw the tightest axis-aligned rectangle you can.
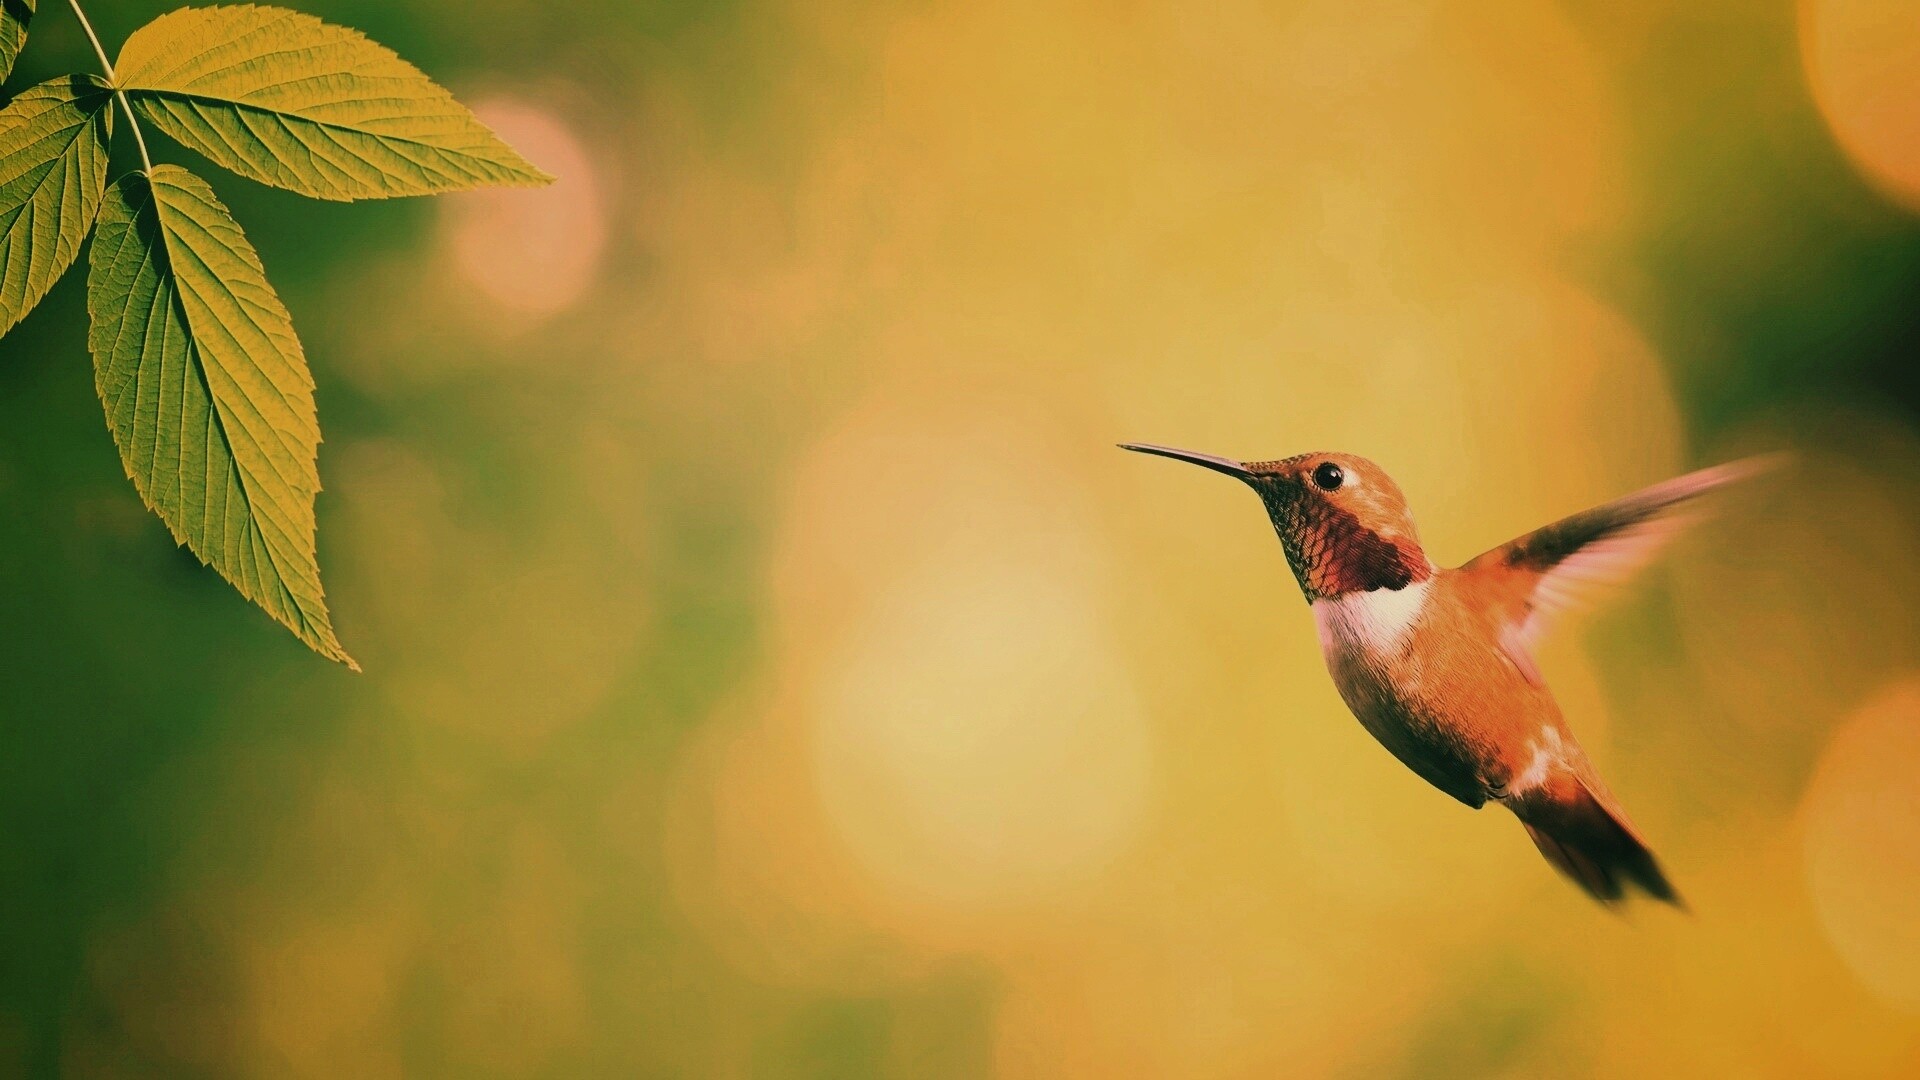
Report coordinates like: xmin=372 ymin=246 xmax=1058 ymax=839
xmin=1463 ymin=455 xmax=1784 ymax=683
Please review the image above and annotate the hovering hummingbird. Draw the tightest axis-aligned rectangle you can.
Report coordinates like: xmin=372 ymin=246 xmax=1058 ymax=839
xmin=1122 ymin=442 xmax=1776 ymax=907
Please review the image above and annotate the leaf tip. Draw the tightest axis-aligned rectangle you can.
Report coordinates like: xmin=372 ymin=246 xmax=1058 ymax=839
xmin=308 ymin=629 xmax=360 ymax=672
xmin=500 ymin=162 xmax=558 ymax=188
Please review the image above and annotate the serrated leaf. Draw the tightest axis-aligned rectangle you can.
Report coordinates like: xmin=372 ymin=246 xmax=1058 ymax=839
xmin=0 ymin=0 xmax=32 ymax=85
xmin=88 ymin=165 xmax=355 ymax=668
xmin=115 ymin=4 xmax=552 ymax=201
xmin=0 ymin=75 xmax=110 ymax=337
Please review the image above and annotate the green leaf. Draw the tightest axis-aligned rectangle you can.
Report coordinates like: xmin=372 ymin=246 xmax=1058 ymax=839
xmin=88 ymin=165 xmax=355 ymax=668
xmin=0 ymin=75 xmax=111 ymax=337
xmin=115 ymin=4 xmax=552 ymax=201
xmin=0 ymin=0 xmax=32 ymax=85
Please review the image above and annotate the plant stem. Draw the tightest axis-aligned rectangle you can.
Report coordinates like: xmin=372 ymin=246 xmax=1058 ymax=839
xmin=66 ymin=0 xmax=152 ymax=173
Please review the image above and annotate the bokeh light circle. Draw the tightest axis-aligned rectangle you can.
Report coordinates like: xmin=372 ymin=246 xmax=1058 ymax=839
xmin=1801 ymin=0 xmax=1920 ymax=210
xmin=442 ymin=97 xmax=605 ymax=321
xmin=1800 ymin=677 xmax=1920 ymax=1010
xmin=1672 ymin=410 xmax=1920 ymax=775
xmin=774 ymin=393 xmax=1156 ymax=916
xmin=811 ymin=552 xmax=1154 ymax=912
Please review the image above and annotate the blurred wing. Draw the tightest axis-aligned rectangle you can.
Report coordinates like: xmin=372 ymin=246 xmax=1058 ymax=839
xmin=1464 ymin=455 xmax=1784 ymax=682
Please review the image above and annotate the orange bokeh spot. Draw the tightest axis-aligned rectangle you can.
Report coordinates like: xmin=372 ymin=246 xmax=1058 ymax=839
xmin=1801 ymin=676 xmax=1920 ymax=1010
xmin=1802 ymin=0 xmax=1920 ymax=210
xmin=443 ymin=98 xmax=605 ymax=321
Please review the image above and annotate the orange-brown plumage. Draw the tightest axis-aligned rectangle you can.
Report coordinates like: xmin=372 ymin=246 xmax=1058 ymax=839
xmin=1122 ymin=443 xmax=1780 ymax=907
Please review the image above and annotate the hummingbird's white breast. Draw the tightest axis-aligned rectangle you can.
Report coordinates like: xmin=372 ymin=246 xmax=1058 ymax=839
xmin=1306 ymin=574 xmax=1495 ymax=808
xmin=1311 ymin=577 xmax=1432 ymax=663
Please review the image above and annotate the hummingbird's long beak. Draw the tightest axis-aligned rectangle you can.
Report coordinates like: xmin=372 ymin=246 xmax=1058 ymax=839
xmin=1118 ymin=442 xmax=1252 ymax=479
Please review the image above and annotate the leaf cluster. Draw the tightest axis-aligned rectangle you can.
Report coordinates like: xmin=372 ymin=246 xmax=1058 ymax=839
xmin=0 ymin=4 xmax=552 ymax=667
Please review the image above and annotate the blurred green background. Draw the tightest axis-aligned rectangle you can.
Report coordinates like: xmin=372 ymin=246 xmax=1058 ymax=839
xmin=3 ymin=0 xmax=1920 ymax=1076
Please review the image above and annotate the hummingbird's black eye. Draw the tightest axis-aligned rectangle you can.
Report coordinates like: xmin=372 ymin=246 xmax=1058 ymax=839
xmin=1312 ymin=461 xmax=1345 ymax=491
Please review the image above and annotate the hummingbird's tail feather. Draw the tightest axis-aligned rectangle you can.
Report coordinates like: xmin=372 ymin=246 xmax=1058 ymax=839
xmin=1511 ymin=774 xmax=1684 ymax=909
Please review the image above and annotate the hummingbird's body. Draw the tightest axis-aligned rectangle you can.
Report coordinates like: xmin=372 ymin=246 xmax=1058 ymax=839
xmin=1124 ymin=443 xmax=1774 ymax=906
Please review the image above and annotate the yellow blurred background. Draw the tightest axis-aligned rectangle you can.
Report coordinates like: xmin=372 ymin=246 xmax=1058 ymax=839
xmin=3 ymin=0 xmax=1920 ymax=1076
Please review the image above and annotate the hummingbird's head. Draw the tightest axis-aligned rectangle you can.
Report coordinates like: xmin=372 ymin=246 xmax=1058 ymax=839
xmin=1120 ymin=443 xmax=1433 ymax=602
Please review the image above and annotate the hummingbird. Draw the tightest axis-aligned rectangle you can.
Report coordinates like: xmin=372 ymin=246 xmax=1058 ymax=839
xmin=1121 ymin=442 xmax=1776 ymax=907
